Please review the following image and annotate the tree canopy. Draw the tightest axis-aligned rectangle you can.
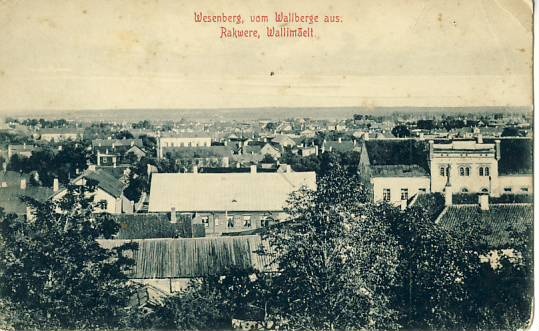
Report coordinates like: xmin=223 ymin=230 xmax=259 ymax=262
xmin=0 ymin=184 xmax=138 ymax=330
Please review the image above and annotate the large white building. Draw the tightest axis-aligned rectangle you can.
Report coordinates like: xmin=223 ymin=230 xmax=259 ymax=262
xmin=148 ymin=166 xmax=316 ymax=235
xmin=359 ymin=137 xmax=533 ymax=206
xmin=157 ymin=133 xmax=213 ymax=159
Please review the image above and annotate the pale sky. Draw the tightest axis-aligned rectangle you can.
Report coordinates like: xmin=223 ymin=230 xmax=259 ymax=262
xmin=0 ymin=0 xmax=533 ymax=113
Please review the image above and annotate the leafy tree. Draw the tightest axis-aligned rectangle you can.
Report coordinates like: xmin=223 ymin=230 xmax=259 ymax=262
xmin=113 ymin=130 xmax=134 ymax=140
xmin=0 ymin=184 xmax=138 ymax=330
xmin=142 ymin=267 xmax=271 ymax=330
xmin=262 ymin=165 xmax=401 ymax=329
xmin=261 ymin=154 xmax=277 ymax=163
xmin=501 ymin=127 xmax=523 ymax=137
xmin=391 ymin=125 xmax=411 ymax=138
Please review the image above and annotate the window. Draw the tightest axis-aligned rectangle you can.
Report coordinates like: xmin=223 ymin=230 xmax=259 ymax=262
xmin=227 ymin=216 xmax=235 ymax=228
xmin=383 ymin=188 xmax=391 ymax=202
xmin=243 ymin=215 xmax=252 ymax=227
xmin=102 ymin=157 xmax=108 ymax=164
xmin=97 ymin=199 xmax=108 ymax=210
xmin=440 ymin=166 xmax=446 ymax=176
xmin=261 ymin=217 xmax=270 ymax=227
xmin=418 ymin=188 xmax=427 ymax=193
xmin=400 ymin=188 xmax=409 ymax=200
xmin=480 ymin=188 xmax=489 ymax=193
xmin=521 ymin=187 xmax=529 ymax=192
xmin=214 ymin=217 xmax=220 ymax=226
xmin=484 ymin=167 xmax=490 ymax=176
xmin=459 ymin=167 xmax=465 ymax=176
xmin=504 ymin=187 xmax=512 ymax=193
xmin=479 ymin=167 xmax=484 ymax=176
xmin=465 ymin=167 xmax=470 ymax=176
xmin=460 ymin=166 xmax=470 ymax=176
xmin=201 ymin=216 xmax=209 ymax=228
xmin=461 ymin=188 xmax=469 ymax=193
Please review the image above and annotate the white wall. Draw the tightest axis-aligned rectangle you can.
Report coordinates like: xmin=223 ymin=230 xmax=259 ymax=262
xmin=497 ymin=175 xmax=533 ymax=194
xmin=430 ymin=156 xmax=499 ymax=194
xmin=371 ymin=176 xmax=430 ymax=205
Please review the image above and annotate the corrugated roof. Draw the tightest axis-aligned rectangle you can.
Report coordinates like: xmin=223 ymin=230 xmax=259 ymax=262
xmin=148 ymin=172 xmax=316 ymax=212
xmin=438 ymin=204 xmax=532 ymax=248
xmin=97 ymin=235 xmax=271 ymax=278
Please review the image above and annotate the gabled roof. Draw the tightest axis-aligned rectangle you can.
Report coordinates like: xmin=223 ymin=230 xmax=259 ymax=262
xmin=148 ymin=171 xmax=316 ymax=212
xmin=97 ymin=235 xmax=271 ymax=278
xmin=271 ymin=134 xmax=296 ymax=146
xmin=438 ymin=204 xmax=532 ymax=248
xmin=72 ymin=169 xmax=126 ymax=198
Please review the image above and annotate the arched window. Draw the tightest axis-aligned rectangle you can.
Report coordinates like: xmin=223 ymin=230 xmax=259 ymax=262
xmin=481 ymin=188 xmax=489 ymax=193
xmin=459 ymin=167 xmax=465 ymax=176
xmin=440 ymin=166 xmax=445 ymax=176
xmin=465 ymin=167 xmax=470 ymax=176
xmin=485 ymin=167 xmax=490 ymax=176
xmin=461 ymin=188 xmax=469 ymax=193
xmin=479 ymin=167 xmax=484 ymax=176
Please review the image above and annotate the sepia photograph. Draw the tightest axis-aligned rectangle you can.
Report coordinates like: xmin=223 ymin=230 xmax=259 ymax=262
xmin=0 ymin=0 xmax=534 ymax=330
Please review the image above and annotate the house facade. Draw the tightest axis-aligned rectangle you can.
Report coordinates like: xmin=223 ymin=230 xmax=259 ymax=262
xmin=359 ymin=137 xmax=532 ymax=207
xmin=148 ymin=166 xmax=316 ymax=236
xmin=157 ymin=134 xmax=213 ymax=159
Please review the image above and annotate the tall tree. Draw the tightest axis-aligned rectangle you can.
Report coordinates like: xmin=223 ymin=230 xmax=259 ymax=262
xmin=262 ymin=165 xmax=401 ymax=330
xmin=0 ymin=184 xmax=138 ymax=330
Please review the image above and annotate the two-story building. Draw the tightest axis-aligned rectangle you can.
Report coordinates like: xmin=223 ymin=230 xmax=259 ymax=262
xmin=358 ymin=137 xmax=532 ymax=207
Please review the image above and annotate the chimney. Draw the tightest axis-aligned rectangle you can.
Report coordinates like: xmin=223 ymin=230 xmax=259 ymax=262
xmin=495 ymin=140 xmax=501 ymax=160
xmin=170 ymin=207 xmax=177 ymax=223
xmin=20 ymin=178 xmax=26 ymax=190
xmin=479 ymin=194 xmax=489 ymax=211
xmin=192 ymin=165 xmax=198 ymax=174
xmin=400 ymin=199 xmax=407 ymax=211
xmin=112 ymin=157 xmax=117 ymax=168
xmin=58 ymin=145 xmax=63 ymax=151
xmin=428 ymin=140 xmax=434 ymax=161
xmin=75 ymin=168 xmax=80 ymax=175
xmin=444 ymin=186 xmax=453 ymax=206
xmin=250 ymin=165 xmax=257 ymax=174
xmin=338 ymin=137 xmax=342 ymax=143
xmin=26 ymin=206 xmax=34 ymax=222
xmin=53 ymin=178 xmax=59 ymax=192
xmin=476 ymin=133 xmax=483 ymax=144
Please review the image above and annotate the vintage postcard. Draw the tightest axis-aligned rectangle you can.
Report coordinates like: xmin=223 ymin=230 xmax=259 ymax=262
xmin=0 ymin=0 xmax=533 ymax=330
